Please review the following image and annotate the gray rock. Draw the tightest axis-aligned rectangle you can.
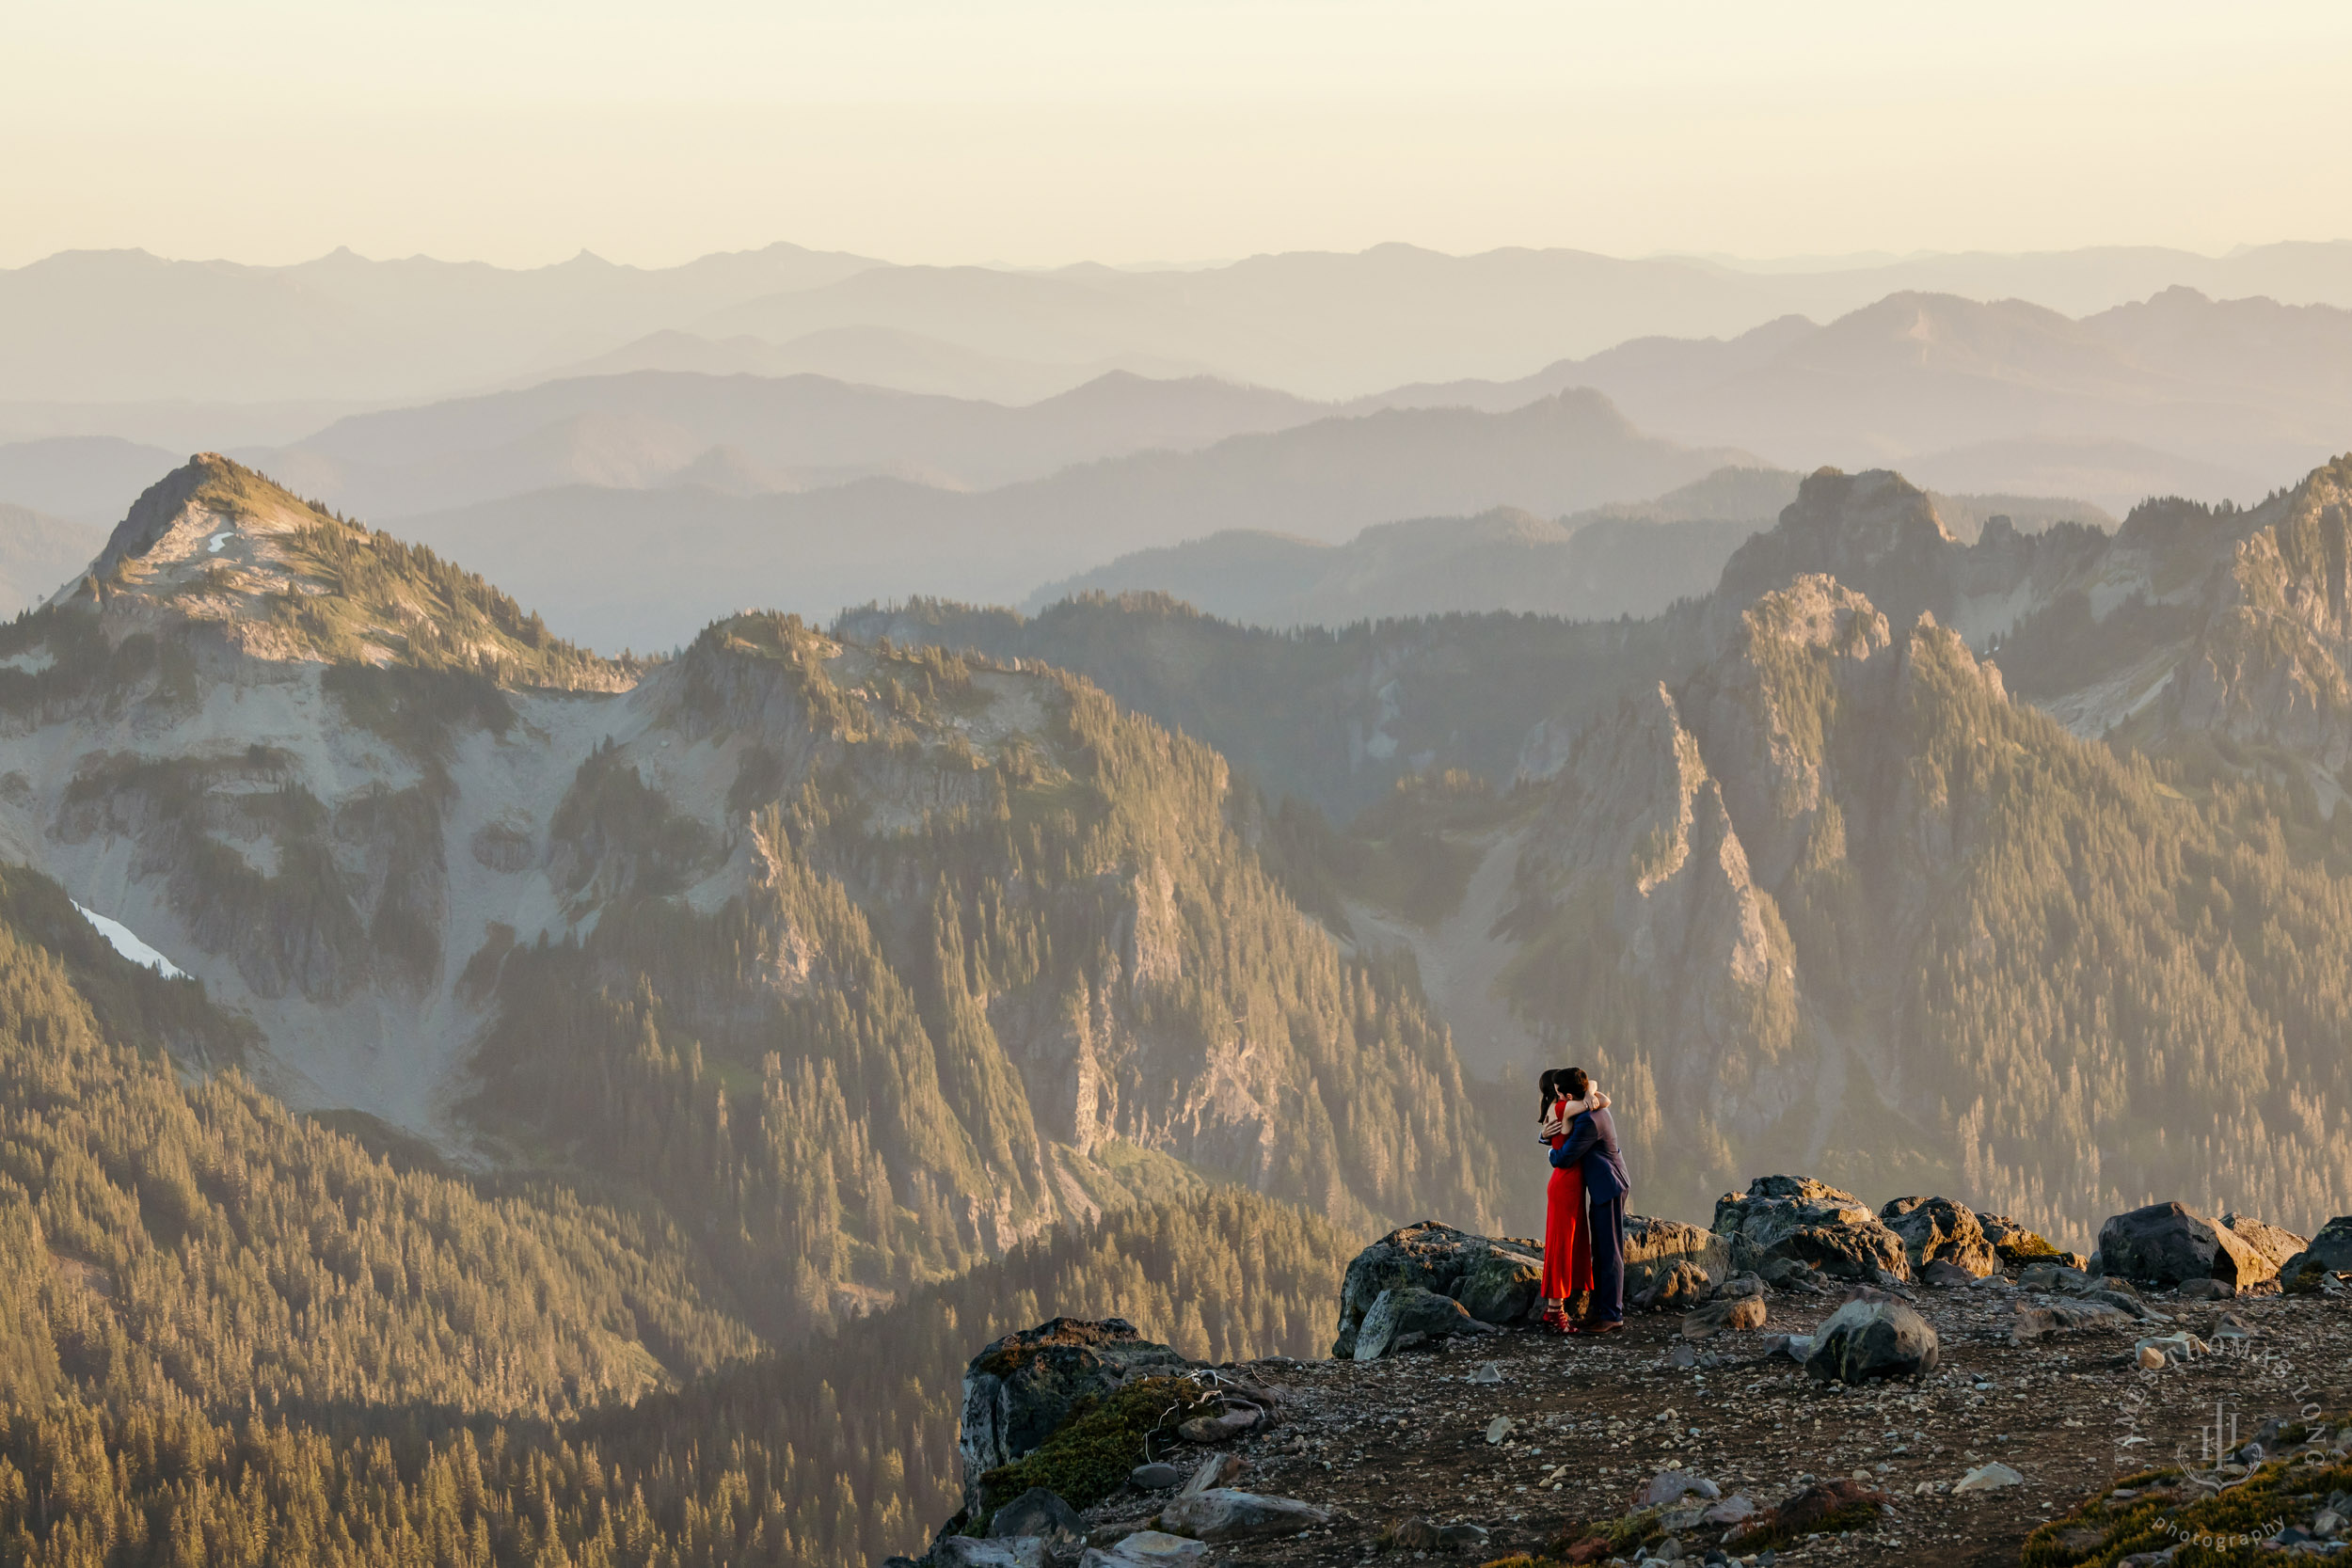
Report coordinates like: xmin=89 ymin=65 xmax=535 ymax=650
xmin=1714 ymin=1176 xmax=1912 ymax=1283
xmin=1353 ymin=1286 xmax=1498 ymax=1360
xmin=1182 ymin=1453 xmax=1242 ymax=1495
xmin=1879 ymin=1196 xmax=1997 ymax=1277
xmin=1804 ymin=1298 xmax=1940 ymax=1383
xmin=1681 ymin=1295 xmax=1766 ymax=1338
xmin=990 ymin=1488 xmax=1086 ymax=1551
xmin=1762 ymin=1333 xmax=1812 ymax=1363
xmin=2220 ymin=1212 xmax=2309 ymax=1275
xmin=1081 ymin=1531 xmax=1207 ymax=1568
xmin=1640 ymin=1469 xmax=1722 ymax=1508
xmin=1176 ymin=1406 xmax=1258 ymax=1443
xmin=1918 ymin=1259 xmax=1979 ymax=1288
xmin=2017 ymin=1261 xmax=2090 ymax=1292
xmin=1129 ymin=1463 xmax=1184 ymax=1490
xmin=2278 ymin=1215 xmax=2352 ymax=1291
xmin=1438 ymin=1524 xmax=1490 ymax=1550
xmin=1456 ymin=1243 xmax=1546 ymax=1324
xmin=2010 ymin=1300 xmax=2137 ymax=1342
xmin=1330 ymin=1223 xmax=1545 ymax=1354
xmin=1702 ymin=1495 xmax=1757 ymax=1527
xmin=1953 ymin=1462 xmax=2025 ymax=1493
xmin=1716 ymin=1271 xmax=1767 ymax=1299
xmin=2098 ymin=1202 xmax=2273 ymax=1288
xmin=1158 ymin=1488 xmax=1331 ymax=1542
xmin=1634 ymin=1259 xmax=1716 ymax=1312
xmin=1625 ymin=1216 xmax=1733 ymax=1300
xmin=958 ymin=1318 xmax=1191 ymax=1513
xmin=939 ymin=1537 xmax=1046 ymax=1568
xmin=2177 ymin=1276 xmax=2236 ymax=1301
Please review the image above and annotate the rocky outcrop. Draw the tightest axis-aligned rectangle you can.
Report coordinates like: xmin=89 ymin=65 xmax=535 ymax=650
xmin=1977 ymin=1213 xmax=2067 ymax=1266
xmin=1329 ymin=1224 xmax=1542 ymax=1356
xmin=1709 ymin=468 xmax=1960 ymax=641
xmin=1713 ymin=1177 xmax=1912 ymax=1284
xmin=957 ymin=1319 xmax=1192 ymax=1513
xmin=1878 ymin=1196 xmax=1996 ymax=1277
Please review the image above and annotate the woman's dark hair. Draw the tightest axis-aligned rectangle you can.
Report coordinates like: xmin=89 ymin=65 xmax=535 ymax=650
xmin=1536 ymin=1068 xmax=1562 ymax=1113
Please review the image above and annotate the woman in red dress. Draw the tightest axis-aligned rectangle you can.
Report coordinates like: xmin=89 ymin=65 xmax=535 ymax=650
xmin=1537 ymin=1069 xmax=1606 ymax=1334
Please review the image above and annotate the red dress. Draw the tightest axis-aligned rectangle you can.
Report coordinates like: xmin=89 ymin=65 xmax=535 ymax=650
xmin=1541 ymin=1099 xmax=1595 ymax=1302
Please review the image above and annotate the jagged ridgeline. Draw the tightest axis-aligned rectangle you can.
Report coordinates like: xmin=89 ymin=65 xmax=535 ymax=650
xmin=866 ymin=461 xmax=2352 ymax=1251
xmin=0 ymin=453 xmax=1497 ymax=1343
xmin=0 ymin=857 xmax=1348 ymax=1563
xmin=469 ymin=610 xmax=1500 ymax=1325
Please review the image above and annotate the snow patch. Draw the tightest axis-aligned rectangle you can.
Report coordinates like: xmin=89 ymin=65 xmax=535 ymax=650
xmin=71 ymin=901 xmax=186 ymax=979
xmin=207 ymin=531 xmax=230 ymax=554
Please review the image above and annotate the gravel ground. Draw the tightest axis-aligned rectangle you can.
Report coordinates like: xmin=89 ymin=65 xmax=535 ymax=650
xmin=1080 ymin=1277 xmax=2352 ymax=1565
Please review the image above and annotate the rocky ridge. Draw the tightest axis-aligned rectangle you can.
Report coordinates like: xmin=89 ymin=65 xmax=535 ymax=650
xmin=915 ymin=1181 xmax=2352 ymax=1568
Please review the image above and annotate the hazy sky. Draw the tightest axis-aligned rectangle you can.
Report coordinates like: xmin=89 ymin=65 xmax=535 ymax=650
xmin=9 ymin=0 xmax=2352 ymax=270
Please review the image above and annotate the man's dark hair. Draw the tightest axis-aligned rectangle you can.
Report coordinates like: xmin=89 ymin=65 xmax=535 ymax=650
xmin=1563 ymin=1067 xmax=1591 ymax=1100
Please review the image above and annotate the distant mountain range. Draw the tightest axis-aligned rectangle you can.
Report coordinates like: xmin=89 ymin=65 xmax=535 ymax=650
xmin=1025 ymin=468 xmax=2117 ymax=628
xmin=16 ymin=238 xmax=2352 ymax=407
xmin=382 ymin=389 xmax=1752 ymax=650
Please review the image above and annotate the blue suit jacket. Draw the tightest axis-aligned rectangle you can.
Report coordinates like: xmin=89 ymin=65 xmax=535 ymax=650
xmin=1549 ymin=1106 xmax=1631 ymax=1203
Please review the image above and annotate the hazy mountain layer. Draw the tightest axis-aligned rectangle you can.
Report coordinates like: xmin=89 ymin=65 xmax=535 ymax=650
xmin=21 ymin=239 xmax=2352 ymax=406
xmin=245 ymin=370 xmax=1326 ymax=519
xmin=1378 ymin=287 xmax=2352 ymax=510
xmin=0 ymin=502 xmax=102 ymax=615
xmin=397 ymin=390 xmax=1750 ymax=651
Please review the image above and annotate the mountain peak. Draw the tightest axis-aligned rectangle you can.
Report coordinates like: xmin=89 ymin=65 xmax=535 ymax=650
xmin=62 ymin=454 xmax=634 ymax=689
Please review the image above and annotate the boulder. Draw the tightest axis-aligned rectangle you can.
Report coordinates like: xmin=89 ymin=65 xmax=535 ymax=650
xmin=2017 ymin=1261 xmax=2091 ymax=1293
xmin=958 ymin=1319 xmax=1191 ymax=1513
xmin=1129 ymin=1463 xmax=1184 ymax=1490
xmin=2177 ymin=1277 xmax=2236 ymax=1301
xmin=1639 ymin=1469 xmax=1722 ymax=1508
xmin=2097 ymin=1202 xmax=2270 ymax=1288
xmin=1633 ymin=1259 xmax=1715 ymax=1312
xmin=1977 ymin=1212 xmax=2064 ymax=1265
xmin=2220 ymin=1212 xmax=2309 ymax=1277
xmin=1456 ymin=1244 xmax=1545 ymax=1325
xmin=1878 ymin=1196 xmax=1997 ymax=1277
xmin=1080 ymin=1531 xmax=1206 ymax=1568
xmin=1626 ymin=1215 xmax=1732 ymax=1293
xmin=2277 ymin=1215 xmax=2352 ymax=1292
xmin=1713 ymin=1176 xmax=1912 ymax=1283
xmin=1804 ymin=1298 xmax=1939 ymax=1383
xmin=939 ymin=1538 xmax=1046 ymax=1568
xmin=1157 ymin=1489 xmax=1331 ymax=1542
xmin=1681 ymin=1295 xmax=1766 ymax=1338
xmin=989 ymin=1489 xmax=1086 ymax=1562
xmin=1352 ymin=1286 xmax=1498 ymax=1360
xmin=1329 ymin=1223 xmax=1545 ymax=1354
xmin=1918 ymin=1259 xmax=1979 ymax=1288
xmin=1716 ymin=1271 xmax=1766 ymax=1299
xmin=1176 ymin=1406 xmax=1258 ymax=1444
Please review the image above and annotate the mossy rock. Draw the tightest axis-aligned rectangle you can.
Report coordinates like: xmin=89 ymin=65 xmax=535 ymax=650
xmin=2021 ymin=1433 xmax=2352 ymax=1567
xmin=973 ymin=1376 xmax=1216 ymax=1533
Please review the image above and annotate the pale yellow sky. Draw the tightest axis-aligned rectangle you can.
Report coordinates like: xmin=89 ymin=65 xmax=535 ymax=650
xmin=8 ymin=0 xmax=2351 ymax=269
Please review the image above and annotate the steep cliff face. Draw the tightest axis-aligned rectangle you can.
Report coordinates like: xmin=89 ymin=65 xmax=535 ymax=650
xmin=2171 ymin=455 xmax=2352 ymax=768
xmin=0 ymin=457 xmax=1503 ymax=1330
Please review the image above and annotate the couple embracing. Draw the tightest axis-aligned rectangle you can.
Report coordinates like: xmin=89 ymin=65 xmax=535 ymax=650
xmin=1537 ymin=1067 xmax=1630 ymax=1336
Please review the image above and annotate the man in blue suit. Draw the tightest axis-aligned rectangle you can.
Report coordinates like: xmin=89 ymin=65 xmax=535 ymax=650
xmin=1549 ymin=1067 xmax=1630 ymax=1333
